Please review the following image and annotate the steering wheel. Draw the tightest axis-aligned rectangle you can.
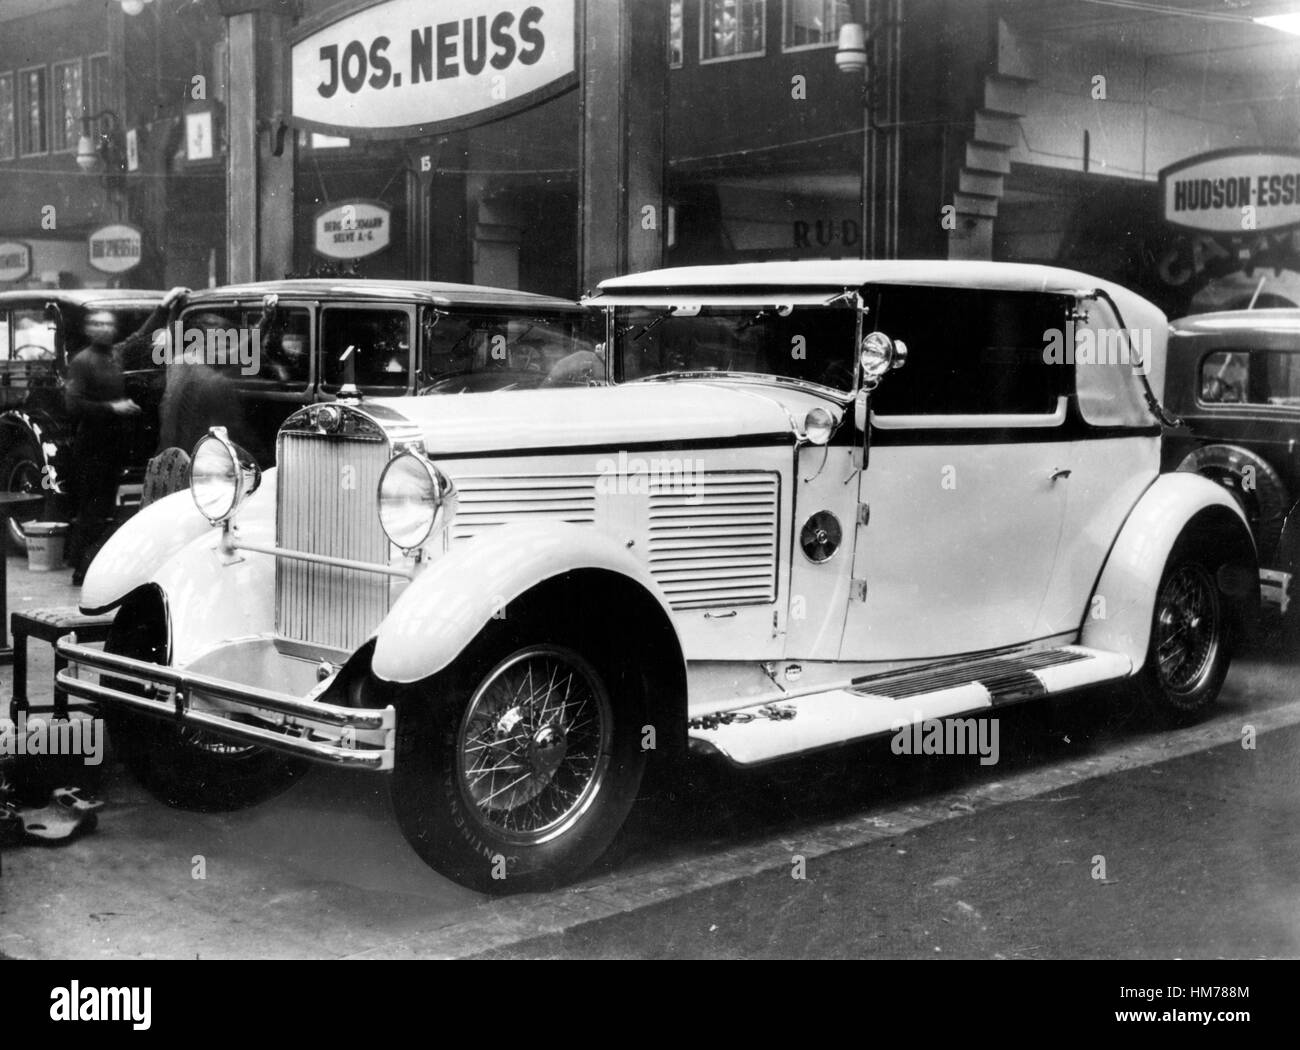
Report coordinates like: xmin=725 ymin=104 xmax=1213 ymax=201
xmin=13 ymin=344 xmax=55 ymax=361
xmin=1202 ymin=376 xmax=1244 ymax=403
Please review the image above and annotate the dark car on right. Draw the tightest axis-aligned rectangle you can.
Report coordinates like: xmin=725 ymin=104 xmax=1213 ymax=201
xmin=1163 ymin=309 xmax=1300 ymax=626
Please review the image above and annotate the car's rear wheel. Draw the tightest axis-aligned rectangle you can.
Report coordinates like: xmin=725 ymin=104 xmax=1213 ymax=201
xmin=392 ymin=620 xmax=647 ymax=894
xmin=1138 ymin=541 xmax=1233 ymax=722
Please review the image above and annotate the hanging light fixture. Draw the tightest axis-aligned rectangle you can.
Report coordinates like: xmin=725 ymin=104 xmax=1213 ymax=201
xmin=120 ymin=0 xmax=153 ymax=14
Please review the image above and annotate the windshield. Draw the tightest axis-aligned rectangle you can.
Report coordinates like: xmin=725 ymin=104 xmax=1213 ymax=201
xmin=418 ymin=310 xmax=601 ymax=394
xmin=612 ymin=304 xmax=857 ymax=392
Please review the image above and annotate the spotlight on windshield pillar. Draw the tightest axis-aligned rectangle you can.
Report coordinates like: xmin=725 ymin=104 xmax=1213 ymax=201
xmin=835 ymin=23 xmax=869 ymax=77
xmin=75 ymin=134 xmax=100 ymax=173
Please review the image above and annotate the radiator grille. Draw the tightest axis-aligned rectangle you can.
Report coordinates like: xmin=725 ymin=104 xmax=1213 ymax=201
xmin=647 ymin=472 xmax=780 ymax=608
xmin=276 ymin=432 xmax=392 ymax=654
xmin=450 ymin=474 xmax=598 ymax=541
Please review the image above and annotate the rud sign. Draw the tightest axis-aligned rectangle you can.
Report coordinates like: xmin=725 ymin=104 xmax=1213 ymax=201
xmin=315 ymin=200 xmax=392 ymax=260
xmin=1160 ymin=148 xmax=1300 ymax=235
xmin=0 ymin=241 xmax=32 ymax=283
xmin=289 ymin=0 xmax=577 ymax=139
xmin=88 ymin=224 xmax=143 ymax=275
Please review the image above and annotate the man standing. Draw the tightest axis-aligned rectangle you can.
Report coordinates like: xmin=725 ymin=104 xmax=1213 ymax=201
xmin=64 ymin=286 xmax=188 ymax=584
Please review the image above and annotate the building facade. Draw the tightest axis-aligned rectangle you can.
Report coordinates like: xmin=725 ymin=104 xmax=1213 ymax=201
xmin=3 ymin=0 xmax=1300 ymax=321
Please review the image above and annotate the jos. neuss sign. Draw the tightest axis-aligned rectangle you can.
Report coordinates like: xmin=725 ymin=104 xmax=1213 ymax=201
xmin=289 ymin=0 xmax=577 ymax=138
xmin=1160 ymin=148 xmax=1300 ymax=235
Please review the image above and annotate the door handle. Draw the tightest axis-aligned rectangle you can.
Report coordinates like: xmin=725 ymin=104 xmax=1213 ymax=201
xmin=1050 ymin=467 xmax=1072 ymax=482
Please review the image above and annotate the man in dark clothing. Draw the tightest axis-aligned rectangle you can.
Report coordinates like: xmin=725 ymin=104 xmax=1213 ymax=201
xmin=65 ymin=285 xmax=188 ymax=584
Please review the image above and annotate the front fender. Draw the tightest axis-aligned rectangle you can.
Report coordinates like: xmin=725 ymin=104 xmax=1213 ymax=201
xmin=81 ymin=468 xmax=277 ymax=616
xmin=372 ymin=521 xmax=680 ymax=684
xmin=1081 ymin=471 xmax=1255 ymax=670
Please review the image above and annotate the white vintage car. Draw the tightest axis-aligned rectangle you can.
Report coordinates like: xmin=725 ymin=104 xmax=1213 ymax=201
xmin=60 ymin=261 xmax=1257 ymax=894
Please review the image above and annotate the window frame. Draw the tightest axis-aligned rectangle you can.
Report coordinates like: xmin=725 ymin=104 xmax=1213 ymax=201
xmin=86 ymin=53 xmax=111 ymax=120
xmin=782 ymin=0 xmax=847 ymax=54
xmin=17 ymin=65 xmax=49 ymax=157
xmin=319 ymin=302 xmax=417 ymax=396
xmin=0 ymin=73 xmax=15 ymax=161
xmin=669 ymin=0 xmax=685 ymax=69
xmin=50 ymin=58 xmax=84 ymax=154
xmin=699 ymin=0 xmax=768 ymax=65
xmin=862 ymin=286 xmax=1072 ymax=427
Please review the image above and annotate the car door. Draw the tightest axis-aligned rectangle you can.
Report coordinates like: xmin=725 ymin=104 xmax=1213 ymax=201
xmin=839 ymin=285 xmax=1071 ymax=661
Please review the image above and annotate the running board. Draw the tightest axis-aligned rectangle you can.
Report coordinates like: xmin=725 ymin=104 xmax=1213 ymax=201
xmin=688 ymin=645 xmax=1132 ymax=767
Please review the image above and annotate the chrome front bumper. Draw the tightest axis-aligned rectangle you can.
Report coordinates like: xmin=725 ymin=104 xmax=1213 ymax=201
xmin=55 ymin=638 xmax=396 ymax=771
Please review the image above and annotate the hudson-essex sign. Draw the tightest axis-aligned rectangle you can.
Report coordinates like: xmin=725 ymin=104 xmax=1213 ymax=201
xmin=1159 ymin=148 xmax=1300 ymax=236
xmin=289 ymin=0 xmax=577 ymax=139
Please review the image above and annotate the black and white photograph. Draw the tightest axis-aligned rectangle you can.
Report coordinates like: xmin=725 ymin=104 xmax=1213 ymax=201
xmin=0 ymin=0 xmax=1295 ymax=990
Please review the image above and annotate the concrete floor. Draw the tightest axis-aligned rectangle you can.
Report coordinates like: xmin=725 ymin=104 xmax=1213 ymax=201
xmin=2 ymin=553 xmax=1298 ymax=958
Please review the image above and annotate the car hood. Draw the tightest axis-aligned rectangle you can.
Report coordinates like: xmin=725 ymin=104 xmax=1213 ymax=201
xmin=363 ymin=382 xmax=811 ymax=456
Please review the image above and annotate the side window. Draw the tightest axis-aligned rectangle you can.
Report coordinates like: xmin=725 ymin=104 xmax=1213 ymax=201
xmin=1200 ymin=351 xmax=1250 ymax=405
xmin=0 ymin=312 xmax=10 ymax=361
xmin=179 ymin=306 xmax=311 ymax=385
xmin=321 ymin=307 xmax=412 ymax=392
xmin=1265 ymin=352 xmax=1300 ymax=405
xmin=11 ymin=308 xmax=57 ymax=361
xmin=868 ymin=288 xmax=1066 ymax=417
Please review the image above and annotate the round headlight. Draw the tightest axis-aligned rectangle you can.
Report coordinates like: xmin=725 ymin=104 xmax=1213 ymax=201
xmin=803 ymin=407 xmax=835 ymax=446
xmin=378 ymin=452 xmax=457 ymax=551
xmin=859 ymin=331 xmax=896 ymax=382
xmin=190 ymin=428 xmax=260 ymax=524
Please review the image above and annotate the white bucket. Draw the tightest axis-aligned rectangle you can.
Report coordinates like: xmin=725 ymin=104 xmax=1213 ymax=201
xmin=23 ymin=521 xmax=69 ymax=572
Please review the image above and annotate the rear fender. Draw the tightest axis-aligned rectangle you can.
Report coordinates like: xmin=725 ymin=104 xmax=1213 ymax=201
xmin=372 ymin=521 xmax=681 ymax=684
xmin=1081 ymin=472 xmax=1256 ymax=670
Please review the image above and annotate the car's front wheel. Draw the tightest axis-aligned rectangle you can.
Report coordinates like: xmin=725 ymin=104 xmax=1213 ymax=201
xmin=1138 ymin=543 xmax=1233 ymax=722
xmin=103 ymin=594 xmax=310 ymax=811
xmin=392 ymin=623 xmax=647 ymax=894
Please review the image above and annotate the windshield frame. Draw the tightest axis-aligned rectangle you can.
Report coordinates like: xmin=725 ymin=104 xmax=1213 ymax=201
xmin=604 ymin=292 xmax=864 ymax=401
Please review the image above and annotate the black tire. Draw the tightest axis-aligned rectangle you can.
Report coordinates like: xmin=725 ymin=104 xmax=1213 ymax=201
xmin=1137 ymin=538 xmax=1234 ymax=723
xmin=1177 ymin=445 xmax=1289 ymax=563
xmin=0 ymin=438 xmax=46 ymax=553
xmin=104 ymin=607 xmax=310 ymax=812
xmin=392 ymin=616 xmax=648 ymax=894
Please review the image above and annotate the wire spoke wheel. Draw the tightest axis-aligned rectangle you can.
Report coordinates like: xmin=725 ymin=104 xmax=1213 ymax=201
xmin=3 ymin=450 xmax=44 ymax=550
xmin=456 ymin=645 xmax=612 ymax=845
xmin=1153 ymin=562 xmax=1221 ymax=697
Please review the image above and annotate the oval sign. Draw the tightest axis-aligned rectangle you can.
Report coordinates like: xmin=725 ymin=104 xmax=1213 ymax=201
xmin=88 ymin=223 xmax=143 ymax=274
xmin=289 ymin=0 xmax=578 ymax=140
xmin=1160 ymin=148 xmax=1300 ymax=236
xmin=315 ymin=199 xmax=392 ymax=260
xmin=0 ymin=241 xmax=32 ymax=283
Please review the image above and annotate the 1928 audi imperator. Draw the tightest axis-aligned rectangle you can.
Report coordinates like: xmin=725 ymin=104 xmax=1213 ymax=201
xmin=60 ymin=261 xmax=1257 ymax=893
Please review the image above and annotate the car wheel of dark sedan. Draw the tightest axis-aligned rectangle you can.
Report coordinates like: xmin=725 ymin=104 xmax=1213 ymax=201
xmin=1178 ymin=445 xmax=1289 ymax=563
xmin=392 ymin=618 xmax=647 ymax=894
xmin=0 ymin=439 xmax=45 ymax=553
xmin=1138 ymin=540 xmax=1233 ymax=723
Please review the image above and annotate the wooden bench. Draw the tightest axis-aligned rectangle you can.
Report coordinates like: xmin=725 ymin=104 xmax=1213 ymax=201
xmin=9 ymin=607 xmax=115 ymax=721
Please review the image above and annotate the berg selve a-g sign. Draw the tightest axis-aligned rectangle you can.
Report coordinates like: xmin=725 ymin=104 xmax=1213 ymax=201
xmin=1160 ymin=148 xmax=1300 ymax=236
xmin=289 ymin=0 xmax=577 ymax=139
xmin=314 ymin=200 xmax=392 ymax=260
